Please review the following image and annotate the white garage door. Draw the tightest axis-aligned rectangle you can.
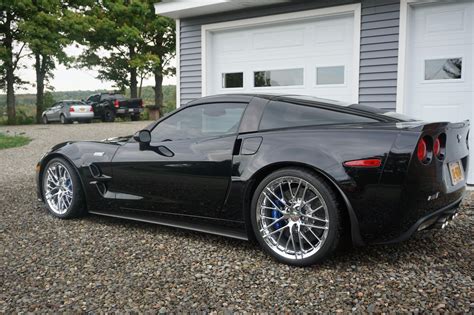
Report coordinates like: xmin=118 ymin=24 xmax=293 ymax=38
xmin=404 ymin=1 xmax=474 ymax=184
xmin=204 ymin=11 xmax=359 ymax=103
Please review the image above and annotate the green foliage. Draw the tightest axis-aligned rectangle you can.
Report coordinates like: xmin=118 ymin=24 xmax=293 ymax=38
xmin=77 ymin=0 xmax=175 ymax=103
xmin=0 ymin=132 xmax=31 ymax=149
xmin=0 ymin=85 xmax=176 ymax=125
xmin=1 ymin=0 xmax=176 ymax=124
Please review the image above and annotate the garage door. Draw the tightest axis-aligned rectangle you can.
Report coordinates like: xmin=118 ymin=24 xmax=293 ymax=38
xmin=404 ymin=1 xmax=473 ymax=184
xmin=204 ymin=12 xmax=358 ymax=103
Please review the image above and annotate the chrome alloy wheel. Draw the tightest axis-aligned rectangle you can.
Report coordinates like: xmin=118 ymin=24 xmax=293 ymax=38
xmin=256 ymin=176 xmax=330 ymax=260
xmin=43 ymin=162 xmax=74 ymax=215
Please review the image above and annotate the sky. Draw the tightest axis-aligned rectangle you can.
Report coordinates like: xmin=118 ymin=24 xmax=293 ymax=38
xmin=15 ymin=45 xmax=177 ymax=94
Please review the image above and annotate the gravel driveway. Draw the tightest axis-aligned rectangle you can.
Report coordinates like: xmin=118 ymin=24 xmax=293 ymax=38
xmin=1 ymin=122 xmax=473 ymax=312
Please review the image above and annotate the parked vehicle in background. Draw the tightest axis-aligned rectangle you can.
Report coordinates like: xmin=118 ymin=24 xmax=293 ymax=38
xmin=86 ymin=93 xmax=143 ymax=122
xmin=42 ymin=100 xmax=94 ymax=124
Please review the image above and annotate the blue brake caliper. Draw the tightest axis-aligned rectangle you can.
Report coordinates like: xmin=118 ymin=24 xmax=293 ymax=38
xmin=271 ymin=190 xmax=283 ymax=229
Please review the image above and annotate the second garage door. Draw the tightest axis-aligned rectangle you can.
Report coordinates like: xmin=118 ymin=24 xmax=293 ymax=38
xmin=204 ymin=10 xmax=359 ymax=103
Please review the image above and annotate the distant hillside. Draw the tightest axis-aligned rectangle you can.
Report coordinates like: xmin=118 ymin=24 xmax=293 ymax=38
xmin=0 ymin=85 xmax=176 ymax=111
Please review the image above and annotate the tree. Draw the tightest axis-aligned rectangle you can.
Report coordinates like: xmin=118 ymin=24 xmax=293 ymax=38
xmin=0 ymin=0 xmax=32 ymax=125
xmin=79 ymin=0 xmax=175 ymax=113
xmin=79 ymin=0 xmax=149 ymax=98
xmin=141 ymin=1 xmax=175 ymax=116
xmin=22 ymin=0 xmax=74 ymax=123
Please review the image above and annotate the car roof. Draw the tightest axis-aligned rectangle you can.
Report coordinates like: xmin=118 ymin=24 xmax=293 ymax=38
xmin=185 ymin=93 xmax=353 ymax=107
xmin=185 ymin=93 xmax=402 ymax=122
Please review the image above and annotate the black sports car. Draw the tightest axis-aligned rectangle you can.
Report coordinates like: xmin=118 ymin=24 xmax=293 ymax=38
xmin=36 ymin=94 xmax=469 ymax=266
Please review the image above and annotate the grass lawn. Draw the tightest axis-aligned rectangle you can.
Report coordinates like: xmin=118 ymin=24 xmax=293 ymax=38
xmin=0 ymin=133 xmax=31 ymax=150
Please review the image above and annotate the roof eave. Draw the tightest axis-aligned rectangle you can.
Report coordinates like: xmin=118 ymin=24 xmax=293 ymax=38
xmin=154 ymin=0 xmax=290 ymax=19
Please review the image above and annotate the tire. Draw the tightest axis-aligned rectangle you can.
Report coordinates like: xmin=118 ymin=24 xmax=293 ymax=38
xmin=250 ymin=167 xmax=342 ymax=266
xmin=102 ymin=108 xmax=115 ymax=122
xmin=41 ymin=158 xmax=87 ymax=219
xmin=131 ymin=114 xmax=140 ymax=121
xmin=60 ymin=114 xmax=69 ymax=124
xmin=42 ymin=115 xmax=49 ymax=124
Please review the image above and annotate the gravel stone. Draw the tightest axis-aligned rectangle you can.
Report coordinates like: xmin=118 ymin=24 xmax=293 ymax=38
xmin=0 ymin=122 xmax=473 ymax=312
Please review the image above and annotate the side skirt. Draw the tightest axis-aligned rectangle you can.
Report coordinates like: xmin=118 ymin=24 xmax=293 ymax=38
xmin=88 ymin=210 xmax=249 ymax=241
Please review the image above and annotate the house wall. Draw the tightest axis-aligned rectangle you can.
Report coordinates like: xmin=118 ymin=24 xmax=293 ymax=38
xmin=179 ymin=0 xmax=400 ymax=110
xmin=359 ymin=0 xmax=400 ymax=110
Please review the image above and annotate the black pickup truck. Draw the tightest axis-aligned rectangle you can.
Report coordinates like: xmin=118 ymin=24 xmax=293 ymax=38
xmin=85 ymin=93 xmax=144 ymax=122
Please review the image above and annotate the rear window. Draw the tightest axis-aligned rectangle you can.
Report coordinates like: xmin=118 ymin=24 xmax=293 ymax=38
xmin=259 ymin=101 xmax=379 ymax=130
xmin=100 ymin=94 xmax=126 ymax=101
xmin=65 ymin=101 xmax=86 ymax=106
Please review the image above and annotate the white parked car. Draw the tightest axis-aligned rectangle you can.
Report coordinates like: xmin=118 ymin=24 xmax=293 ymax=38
xmin=42 ymin=100 xmax=94 ymax=124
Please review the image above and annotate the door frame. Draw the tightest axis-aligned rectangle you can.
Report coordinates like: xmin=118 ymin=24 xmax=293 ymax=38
xmin=201 ymin=3 xmax=362 ymax=104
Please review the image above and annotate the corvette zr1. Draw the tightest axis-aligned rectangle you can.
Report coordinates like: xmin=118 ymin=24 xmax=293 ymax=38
xmin=36 ymin=94 xmax=469 ymax=266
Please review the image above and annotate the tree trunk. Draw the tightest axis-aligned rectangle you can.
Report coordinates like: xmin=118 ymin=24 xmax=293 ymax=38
xmin=154 ymin=69 xmax=164 ymax=117
xmin=138 ymin=74 xmax=143 ymax=98
xmin=129 ymin=45 xmax=138 ymax=98
xmin=35 ymin=54 xmax=46 ymax=124
xmin=5 ymin=13 xmax=16 ymax=125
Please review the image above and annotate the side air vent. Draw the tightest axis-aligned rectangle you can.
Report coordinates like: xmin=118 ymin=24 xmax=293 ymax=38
xmin=96 ymin=182 xmax=107 ymax=196
xmin=89 ymin=163 xmax=102 ymax=177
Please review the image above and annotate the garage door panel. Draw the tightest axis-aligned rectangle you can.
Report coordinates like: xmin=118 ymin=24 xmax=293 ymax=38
xmin=252 ymin=28 xmax=305 ymax=50
xmin=207 ymin=13 xmax=357 ymax=103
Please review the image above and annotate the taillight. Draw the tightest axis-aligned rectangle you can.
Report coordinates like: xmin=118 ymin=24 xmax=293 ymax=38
xmin=417 ymin=138 xmax=427 ymax=162
xmin=69 ymin=107 xmax=75 ymax=112
xmin=89 ymin=106 xmax=94 ymax=112
xmin=343 ymin=158 xmax=382 ymax=168
xmin=114 ymin=100 xmax=119 ymax=108
xmin=140 ymin=99 xmax=144 ymax=108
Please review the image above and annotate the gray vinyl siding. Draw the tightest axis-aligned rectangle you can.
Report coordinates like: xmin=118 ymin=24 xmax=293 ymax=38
xmin=179 ymin=0 xmax=400 ymax=110
xmin=359 ymin=0 xmax=400 ymax=110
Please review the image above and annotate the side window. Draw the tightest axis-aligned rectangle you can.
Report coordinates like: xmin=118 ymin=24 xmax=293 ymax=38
xmin=88 ymin=95 xmax=99 ymax=102
xmin=151 ymin=103 xmax=247 ymax=142
xmin=259 ymin=101 xmax=378 ymax=130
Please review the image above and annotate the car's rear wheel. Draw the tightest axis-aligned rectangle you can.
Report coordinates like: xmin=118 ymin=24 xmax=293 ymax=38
xmin=102 ymin=109 xmax=115 ymax=122
xmin=42 ymin=115 xmax=48 ymax=124
xmin=131 ymin=114 xmax=140 ymax=121
xmin=42 ymin=158 xmax=86 ymax=219
xmin=251 ymin=168 xmax=341 ymax=266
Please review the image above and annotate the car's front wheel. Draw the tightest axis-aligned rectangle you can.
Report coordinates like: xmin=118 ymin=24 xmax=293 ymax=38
xmin=42 ymin=158 xmax=86 ymax=219
xmin=251 ymin=168 xmax=341 ymax=266
xmin=42 ymin=115 xmax=49 ymax=124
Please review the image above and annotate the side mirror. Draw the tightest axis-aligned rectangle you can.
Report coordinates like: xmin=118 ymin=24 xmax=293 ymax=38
xmin=134 ymin=129 xmax=151 ymax=144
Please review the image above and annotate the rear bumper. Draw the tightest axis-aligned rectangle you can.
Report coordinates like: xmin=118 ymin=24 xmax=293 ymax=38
xmin=68 ymin=112 xmax=94 ymax=120
xmin=116 ymin=108 xmax=143 ymax=115
xmin=376 ymin=194 xmax=464 ymax=244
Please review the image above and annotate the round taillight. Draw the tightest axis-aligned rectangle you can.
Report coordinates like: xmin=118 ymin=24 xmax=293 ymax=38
xmin=433 ymin=137 xmax=441 ymax=157
xmin=417 ymin=138 xmax=427 ymax=162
